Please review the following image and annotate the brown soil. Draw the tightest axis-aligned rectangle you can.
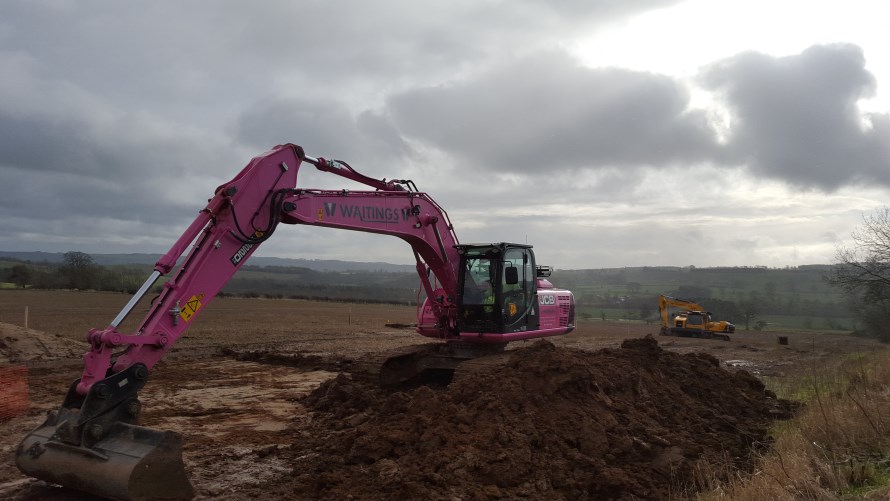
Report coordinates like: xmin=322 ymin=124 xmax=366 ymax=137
xmin=0 ymin=292 xmax=884 ymax=500
xmin=0 ymin=323 xmax=85 ymax=365
xmin=273 ymin=338 xmax=796 ymax=501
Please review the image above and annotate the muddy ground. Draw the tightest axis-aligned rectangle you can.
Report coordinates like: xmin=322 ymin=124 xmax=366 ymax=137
xmin=0 ymin=291 xmax=884 ymax=500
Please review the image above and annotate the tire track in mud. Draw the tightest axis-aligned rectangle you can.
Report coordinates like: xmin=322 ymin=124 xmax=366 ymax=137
xmin=140 ymin=357 xmax=337 ymax=498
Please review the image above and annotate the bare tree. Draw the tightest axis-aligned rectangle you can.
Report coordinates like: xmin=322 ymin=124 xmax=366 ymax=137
xmin=830 ymin=207 xmax=890 ymax=340
xmin=831 ymin=207 xmax=890 ymax=294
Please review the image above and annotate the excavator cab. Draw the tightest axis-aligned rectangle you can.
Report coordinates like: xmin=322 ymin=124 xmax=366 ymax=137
xmin=680 ymin=311 xmax=706 ymax=328
xmin=456 ymin=243 xmax=539 ymax=335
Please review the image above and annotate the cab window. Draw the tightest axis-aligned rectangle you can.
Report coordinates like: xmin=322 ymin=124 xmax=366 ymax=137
xmin=501 ymin=248 xmax=532 ymax=326
xmin=462 ymin=256 xmax=494 ymax=305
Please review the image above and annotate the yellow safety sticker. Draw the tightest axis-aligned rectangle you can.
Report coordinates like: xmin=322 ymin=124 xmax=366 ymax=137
xmin=180 ymin=293 xmax=204 ymax=322
xmin=317 ymin=208 xmax=323 ymax=222
xmin=508 ymin=303 xmax=518 ymax=316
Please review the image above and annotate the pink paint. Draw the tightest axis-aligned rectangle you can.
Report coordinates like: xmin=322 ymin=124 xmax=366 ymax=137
xmin=75 ymin=144 xmax=574 ymax=394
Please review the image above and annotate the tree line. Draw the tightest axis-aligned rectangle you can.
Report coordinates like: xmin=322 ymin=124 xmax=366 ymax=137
xmin=5 ymin=251 xmax=146 ymax=293
xmin=3 ymin=251 xmax=419 ymax=303
xmin=7 ymin=210 xmax=890 ymax=343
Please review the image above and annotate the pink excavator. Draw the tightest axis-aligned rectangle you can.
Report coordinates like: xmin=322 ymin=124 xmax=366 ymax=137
xmin=16 ymin=143 xmax=575 ymax=500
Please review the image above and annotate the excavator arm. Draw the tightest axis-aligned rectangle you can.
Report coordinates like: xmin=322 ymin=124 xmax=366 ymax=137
xmin=279 ymin=188 xmax=463 ymax=334
xmin=658 ymin=294 xmax=705 ymax=329
xmin=15 ymin=144 xmax=469 ymax=500
xmin=84 ymin=144 xmax=464 ymax=391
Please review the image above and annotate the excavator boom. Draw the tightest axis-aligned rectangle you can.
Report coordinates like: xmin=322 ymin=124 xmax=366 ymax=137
xmin=16 ymin=143 xmax=574 ymax=500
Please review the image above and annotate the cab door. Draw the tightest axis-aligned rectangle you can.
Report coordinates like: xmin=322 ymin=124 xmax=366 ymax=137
xmin=458 ymin=251 xmax=500 ymax=333
xmin=500 ymin=247 xmax=539 ymax=333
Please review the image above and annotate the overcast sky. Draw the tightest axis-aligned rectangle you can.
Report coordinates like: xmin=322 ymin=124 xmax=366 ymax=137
xmin=1 ymin=0 xmax=888 ymax=269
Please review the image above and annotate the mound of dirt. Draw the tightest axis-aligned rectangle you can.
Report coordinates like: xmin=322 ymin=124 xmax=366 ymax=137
xmin=0 ymin=322 xmax=85 ymax=364
xmin=259 ymin=336 xmax=797 ymax=500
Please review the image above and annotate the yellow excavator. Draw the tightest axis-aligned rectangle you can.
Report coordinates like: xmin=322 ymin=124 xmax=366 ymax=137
xmin=658 ymin=295 xmax=735 ymax=341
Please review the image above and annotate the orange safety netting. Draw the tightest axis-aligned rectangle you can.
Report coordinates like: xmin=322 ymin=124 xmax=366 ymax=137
xmin=0 ymin=365 xmax=29 ymax=420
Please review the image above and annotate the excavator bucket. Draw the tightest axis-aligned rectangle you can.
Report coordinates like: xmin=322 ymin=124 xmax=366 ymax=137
xmin=16 ymin=415 xmax=194 ymax=501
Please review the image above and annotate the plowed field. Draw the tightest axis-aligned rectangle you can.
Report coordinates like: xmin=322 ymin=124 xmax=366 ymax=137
xmin=0 ymin=291 xmax=882 ymax=500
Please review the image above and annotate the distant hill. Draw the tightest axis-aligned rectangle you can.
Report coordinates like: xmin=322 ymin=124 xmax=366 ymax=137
xmin=0 ymin=251 xmax=415 ymax=273
xmin=1 ymin=250 xmax=853 ymax=330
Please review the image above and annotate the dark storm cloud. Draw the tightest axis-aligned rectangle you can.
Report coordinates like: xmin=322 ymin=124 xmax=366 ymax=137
xmin=386 ymin=51 xmax=719 ymax=172
xmin=701 ymin=44 xmax=890 ymax=190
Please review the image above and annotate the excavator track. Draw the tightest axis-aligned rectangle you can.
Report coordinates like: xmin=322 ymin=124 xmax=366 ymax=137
xmin=346 ymin=342 xmax=509 ymax=387
xmin=450 ymin=350 xmax=515 ymax=384
xmin=344 ymin=343 xmax=439 ymax=386
xmin=660 ymin=327 xmax=731 ymax=342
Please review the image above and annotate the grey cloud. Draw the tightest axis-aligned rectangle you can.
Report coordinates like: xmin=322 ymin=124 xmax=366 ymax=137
xmin=0 ymin=152 xmax=222 ymax=226
xmin=820 ymin=231 xmax=840 ymax=243
xmin=234 ymin=97 xmax=411 ymax=163
xmin=0 ymin=79 xmax=236 ymax=225
xmin=356 ymin=111 xmax=414 ymax=159
xmin=0 ymin=114 xmax=104 ymax=176
xmin=0 ymin=1 xmax=676 ymax=120
xmin=234 ymin=98 xmax=359 ymax=155
xmin=386 ymin=50 xmax=719 ymax=173
xmin=700 ymin=44 xmax=890 ymax=190
xmin=534 ymin=0 xmax=681 ymax=18
xmin=1 ymin=1 xmax=887 ymax=267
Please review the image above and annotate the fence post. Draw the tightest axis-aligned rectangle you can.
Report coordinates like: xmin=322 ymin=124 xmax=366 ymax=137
xmin=24 ymin=306 xmax=29 ymax=329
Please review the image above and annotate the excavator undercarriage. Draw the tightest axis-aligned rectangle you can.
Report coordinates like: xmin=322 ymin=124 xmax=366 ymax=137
xmin=376 ymin=342 xmax=508 ymax=386
xmin=658 ymin=325 xmax=731 ymax=342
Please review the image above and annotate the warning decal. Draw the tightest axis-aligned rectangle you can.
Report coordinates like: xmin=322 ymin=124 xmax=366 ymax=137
xmin=179 ymin=293 xmax=204 ymax=322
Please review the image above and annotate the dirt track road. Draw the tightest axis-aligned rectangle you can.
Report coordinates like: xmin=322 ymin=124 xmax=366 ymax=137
xmin=0 ymin=293 xmax=883 ymax=499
